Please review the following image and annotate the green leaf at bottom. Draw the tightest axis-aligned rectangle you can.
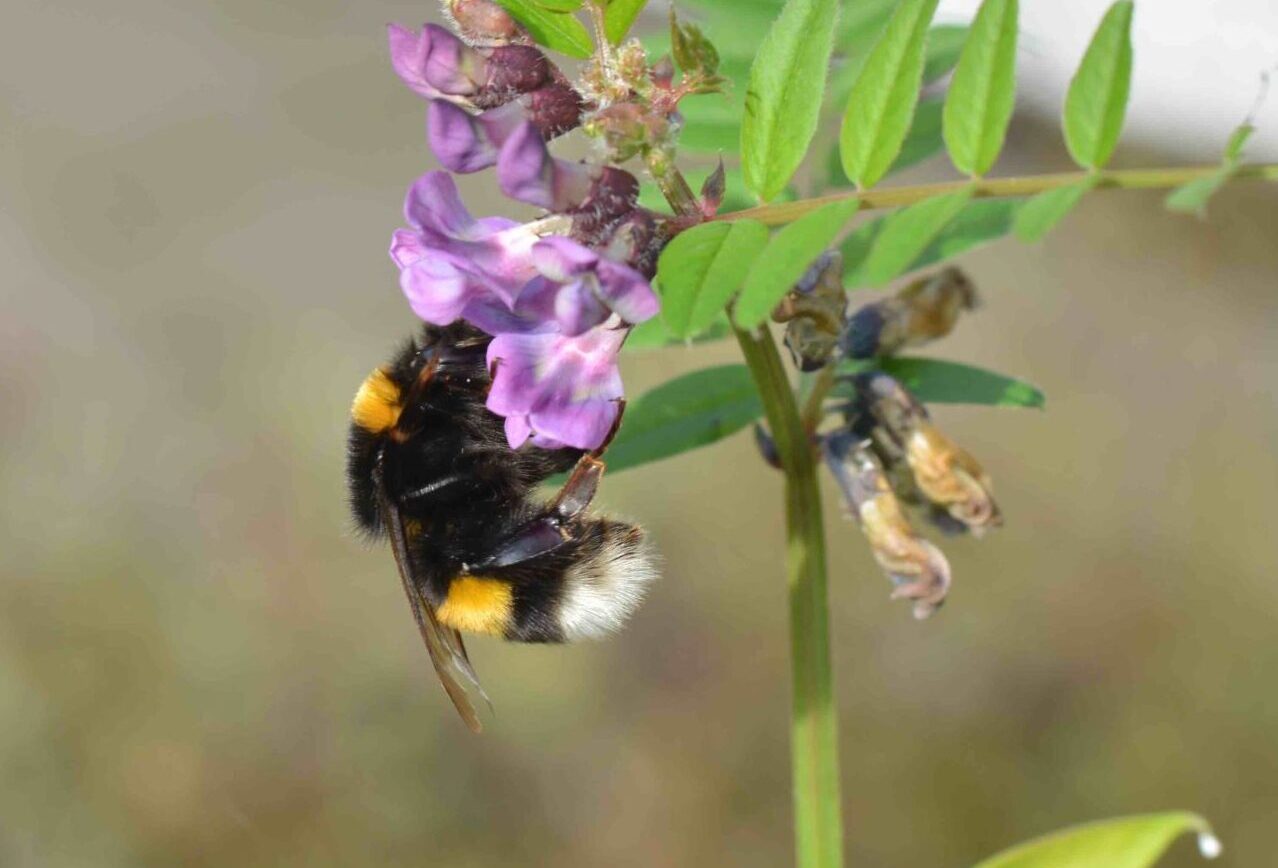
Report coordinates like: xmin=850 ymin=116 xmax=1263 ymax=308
xmin=603 ymin=365 xmax=762 ymax=474
xmin=973 ymin=811 xmax=1220 ymax=868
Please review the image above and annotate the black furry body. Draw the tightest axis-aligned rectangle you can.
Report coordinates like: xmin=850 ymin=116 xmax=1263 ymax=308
xmin=347 ymin=322 xmax=651 ymax=645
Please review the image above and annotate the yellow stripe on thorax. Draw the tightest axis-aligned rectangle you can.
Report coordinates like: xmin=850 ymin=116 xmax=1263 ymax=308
xmin=436 ymin=576 xmax=513 ymax=636
xmin=351 ymin=368 xmax=402 ymax=433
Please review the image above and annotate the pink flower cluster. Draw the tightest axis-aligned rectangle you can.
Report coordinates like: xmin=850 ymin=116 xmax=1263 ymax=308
xmin=386 ymin=20 xmax=667 ymax=451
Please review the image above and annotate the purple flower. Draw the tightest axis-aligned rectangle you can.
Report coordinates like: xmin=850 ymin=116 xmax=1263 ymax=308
xmin=427 ymin=100 xmax=524 ymax=173
xmin=487 ymin=327 xmax=627 ymax=450
xmin=496 ymin=122 xmax=595 ymax=210
xmin=388 ymin=23 xmax=486 ymax=103
xmin=390 ymin=171 xmax=657 ymax=343
xmin=517 ymin=236 xmax=658 ymax=335
xmin=390 ymin=171 xmax=547 ymax=333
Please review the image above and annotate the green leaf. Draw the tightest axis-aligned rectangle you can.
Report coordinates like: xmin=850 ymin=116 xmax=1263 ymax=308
xmin=1063 ymin=1 xmax=1134 ymax=169
xmin=819 ymin=97 xmax=943 ymax=194
xmin=842 ymin=357 xmax=1044 ymax=407
xmin=888 ymin=97 xmax=947 ymax=172
xmin=1165 ymin=123 xmax=1255 ymax=216
xmin=495 ymin=0 xmax=593 ymax=58
xmin=832 ymin=23 xmax=968 ymax=109
xmin=836 ymin=0 xmax=896 ymax=47
xmin=741 ymin=0 xmax=841 ymax=202
xmin=838 ymin=0 xmax=941 ymax=189
xmin=604 ymin=0 xmax=647 ymax=43
xmin=922 ymin=24 xmax=970 ymax=83
xmin=657 ymin=220 xmax=770 ymax=338
xmin=1014 ymin=177 xmax=1096 ymax=242
xmin=972 ymin=811 xmax=1219 ymax=868
xmin=1223 ymin=122 xmax=1255 ymax=162
xmin=842 ymin=197 xmax=1019 ymax=284
xmin=855 ymin=188 xmax=975 ymax=286
xmin=912 ymin=197 xmax=1020 ymax=270
xmin=535 ymin=0 xmax=583 ymax=11
xmin=943 ymin=0 xmax=1019 ymax=176
xmin=604 ymin=365 xmax=763 ymax=473
xmin=624 ymin=313 xmax=732 ymax=350
xmin=734 ymin=198 xmax=861 ymax=328
xmin=1164 ymin=174 xmax=1229 ymax=216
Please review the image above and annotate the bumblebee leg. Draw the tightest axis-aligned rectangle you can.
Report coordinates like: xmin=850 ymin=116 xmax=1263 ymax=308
xmin=548 ymin=454 xmax=604 ymax=520
xmin=474 ymin=453 xmax=605 ymax=569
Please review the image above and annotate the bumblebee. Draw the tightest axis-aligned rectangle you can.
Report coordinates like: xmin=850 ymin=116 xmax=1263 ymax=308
xmin=347 ymin=322 xmax=656 ymax=731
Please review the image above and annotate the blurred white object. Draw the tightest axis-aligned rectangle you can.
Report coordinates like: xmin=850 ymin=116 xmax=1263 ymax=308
xmin=937 ymin=0 xmax=1278 ymax=161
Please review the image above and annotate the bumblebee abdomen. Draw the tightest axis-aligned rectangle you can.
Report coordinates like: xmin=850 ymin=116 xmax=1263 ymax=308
xmin=434 ymin=519 xmax=656 ymax=643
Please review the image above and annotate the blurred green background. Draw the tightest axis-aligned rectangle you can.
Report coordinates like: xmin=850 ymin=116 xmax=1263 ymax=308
xmin=2 ymin=2 xmax=1276 ymax=866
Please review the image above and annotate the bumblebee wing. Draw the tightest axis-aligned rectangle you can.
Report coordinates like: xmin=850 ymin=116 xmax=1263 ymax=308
xmin=379 ymin=481 xmax=491 ymax=733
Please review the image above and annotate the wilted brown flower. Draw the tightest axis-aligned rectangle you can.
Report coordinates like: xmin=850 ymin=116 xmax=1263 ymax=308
xmin=773 ymin=250 xmax=847 ymax=372
xmin=852 ymin=372 xmax=1001 ymax=536
xmin=823 ymin=432 xmax=952 ymax=619
xmin=841 ymin=267 xmax=977 ymax=359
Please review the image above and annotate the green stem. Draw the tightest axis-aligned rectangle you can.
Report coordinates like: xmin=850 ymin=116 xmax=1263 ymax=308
xmin=721 ymin=162 xmax=1278 ymax=226
xmin=645 ymin=147 xmax=702 ymax=218
xmin=735 ymin=324 xmax=844 ymax=868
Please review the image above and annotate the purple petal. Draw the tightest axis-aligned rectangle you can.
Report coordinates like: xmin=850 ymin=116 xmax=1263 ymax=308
xmin=496 ymin=122 xmax=593 ymax=210
xmin=388 ymin=24 xmax=443 ymax=100
xmin=388 ymin=23 xmax=484 ymax=101
xmin=530 ymin=236 xmax=598 ymax=281
xmin=486 ymin=328 xmax=625 ymax=450
xmin=514 ymin=276 xmax=609 ymax=336
xmin=399 ymin=254 xmax=474 ymax=324
xmin=389 ymin=227 xmax=426 ymax=269
xmin=403 ymin=170 xmax=476 ymax=237
xmin=594 ymin=259 xmax=660 ymax=324
xmin=504 ymin=413 xmax=534 ymax=448
xmin=426 ymin=100 xmax=529 ymax=174
xmin=420 ymin=24 xmax=483 ymax=97
xmin=530 ymin=399 xmax=619 ymax=451
xmin=426 ymin=100 xmax=498 ymax=173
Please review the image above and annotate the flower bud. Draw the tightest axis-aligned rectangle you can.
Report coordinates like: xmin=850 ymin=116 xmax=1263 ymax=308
xmin=523 ymin=83 xmax=587 ymax=139
xmin=584 ymin=103 xmax=670 ymax=162
xmin=445 ymin=0 xmax=521 ymax=46
xmin=841 ymin=267 xmax=978 ymax=359
xmin=478 ymin=45 xmax=552 ymax=107
xmin=823 ymin=432 xmax=952 ymax=619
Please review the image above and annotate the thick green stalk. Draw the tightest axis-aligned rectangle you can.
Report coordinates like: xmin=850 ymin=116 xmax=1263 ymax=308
xmin=721 ymin=162 xmax=1278 ymax=226
xmin=735 ymin=324 xmax=844 ymax=868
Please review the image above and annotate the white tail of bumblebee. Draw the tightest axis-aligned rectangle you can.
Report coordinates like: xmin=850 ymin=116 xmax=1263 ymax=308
xmin=557 ymin=523 xmax=658 ymax=641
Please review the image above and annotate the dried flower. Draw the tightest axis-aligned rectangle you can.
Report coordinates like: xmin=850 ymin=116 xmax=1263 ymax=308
xmin=773 ymin=250 xmax=847 ymax=372
xmin=824 ymin=432 xmax=952 ymax=619
xmin=851 ymin=372 xmax=1002 ymax=535
xmin=841 ymin=267 xmax=978 ymax=359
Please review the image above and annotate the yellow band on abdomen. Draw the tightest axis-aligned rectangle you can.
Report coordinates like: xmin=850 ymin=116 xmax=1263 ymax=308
xmin=436 ymin=576 xmax=513 ymax=637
